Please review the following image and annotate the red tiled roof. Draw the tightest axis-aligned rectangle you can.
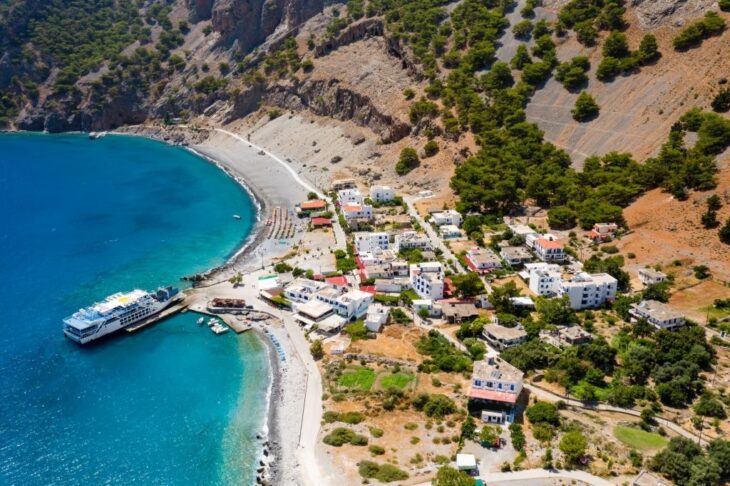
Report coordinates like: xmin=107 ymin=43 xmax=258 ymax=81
xmin=359 ymin=285 xmax=376 ymax=294
xmin=326 ymin=276 xmax=349 ymax=287
xmin=468 ymin=388 xmax=519 ymax=404
xmin=311 ymin=217 xmax=332 ymax=226
xmin=536 ymin=239 xmax=564 ymax=249
xmin=301 ymin=199 xmax=326 ymax=210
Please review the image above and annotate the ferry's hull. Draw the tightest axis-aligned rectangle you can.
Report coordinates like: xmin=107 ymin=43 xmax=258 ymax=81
xmin=64 ymin=298 xmax=176 ymax=344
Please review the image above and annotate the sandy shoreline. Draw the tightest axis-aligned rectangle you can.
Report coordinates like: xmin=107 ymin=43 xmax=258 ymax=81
xmin=113 ymin=124 xmax=325 ymax=486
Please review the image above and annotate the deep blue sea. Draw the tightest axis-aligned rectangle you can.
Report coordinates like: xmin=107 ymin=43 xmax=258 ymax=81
xmin=0 ymin=133 xmax=269 ymax=485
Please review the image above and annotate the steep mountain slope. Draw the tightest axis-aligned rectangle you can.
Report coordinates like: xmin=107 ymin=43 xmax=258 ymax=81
xmin=526 ymin=2 xmax=729 ymax=165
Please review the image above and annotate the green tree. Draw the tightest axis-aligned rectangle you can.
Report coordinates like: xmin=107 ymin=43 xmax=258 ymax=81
xmin=511 ymin=44 xmax=533 ymax=70
xmin=721 ymin=217 xmax=730 ymax=244
xmin=603 ymin=30 xmax=630 ymax=58
xmin=526 ymin=401 xmax=561 ymax=426
xmin=638 ymin=34 xmax=660 ymax=64
xmin=451 ymin=272 xmax=486 ymax=297
xmin=559 ymin=431 xmax=588 ymax=465
xmin=424 ymin=140 xmax=439 ymax=157
xmin=512 ymin=20 xmax=534 ymax=39
xmin=310 ymin=339 xmax=324 ymax=359
xmin=433 ymin=466 xmax=475 ymax=486
xmin=480 ymin=425 xmax=499 ymax=446
xmin=547 ymin=205 xmax=577 ymax=229
xmin=596 ymin=56 xmax=621 ymax=81
xmin=396 ymin=147 xmax=420 ymax=175
xmin=482 ymin=61 xmax=514 ymax=91
xmin=572 ymin=92 xmax=600 ymax=121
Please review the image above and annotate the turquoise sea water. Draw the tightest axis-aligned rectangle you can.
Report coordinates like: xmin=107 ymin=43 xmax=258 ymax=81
xmin=0 ymin=133 xmax=269 ymax=484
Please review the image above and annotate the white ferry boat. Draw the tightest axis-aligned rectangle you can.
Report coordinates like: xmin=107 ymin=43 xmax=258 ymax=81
xmin=63 ymin=287 xmax=180 ymax=344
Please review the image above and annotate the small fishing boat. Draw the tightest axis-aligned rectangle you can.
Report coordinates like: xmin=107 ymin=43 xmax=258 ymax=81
xmin=211 ymin=323 xmax=229 ymax=335
xmin=233 ymin=214 xmax=241 ymax=220
xmin=197 ymin=317 xmax=205 ymax=325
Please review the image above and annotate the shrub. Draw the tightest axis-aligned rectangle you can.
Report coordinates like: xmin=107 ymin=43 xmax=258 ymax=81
xmin=369 ymin=445 xmax=385 ymax=455
xmin=555 ymin=56 xmax=590 ymax=91
xmin=512 ymin=20 xmax=534 ymax=39
xmin=672 ymin=12 xmax=726 ymax=50
xmin=423 ymin=394 xmax=457 ymax=418
xmin=548 ymin=205 xmax=577 ymax=229
xmin=310 ymin=339 xmax=324 ymax=359
xmin=572 ymin=92 xmax=600 ymax=121
xmin=596 ymin=56 xmax=621 ymax=81
xmin=712 ymin=89 xmax=730 ymax=113
xmin=396 ymin=147 xmax=420 ymax=175
xmin=526 ymin=401 xmax=561 ymax=426
xmin=369 ymin=427 xmax=384 ymax=438
xmin=560 ymin=431 xmax=588 ymax=465
xmin=323 ymin=427 xmax=366 ymax=446
xmin=424 ymin=140 xmax=439 ymax=157
xmin=638 ymin=34 xmax=660 ymax=64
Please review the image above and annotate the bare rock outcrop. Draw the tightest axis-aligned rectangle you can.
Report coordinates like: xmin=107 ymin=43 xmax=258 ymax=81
xmin=630 ymin=0 xmax=718 ymax=28
xmin=212 ymin=0 xmax=323 ymax=52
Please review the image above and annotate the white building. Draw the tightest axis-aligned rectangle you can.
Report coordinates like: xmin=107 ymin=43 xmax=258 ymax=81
xmin=440 ymin=224 xmax=462 ymax=239
xmin=500 ymin=246 xmax=532 ymax=267
xmin=532 ymin=238 xmax=566 ymax=262
xmin=394 ymin=231 xmax=431 ymax=252
xmin=294 ymin=299 xmax=347 ymax=332
xmin=412 ymin=299 xmax=443 ymax=317
xmin=588 ymin=222 xmax=618 ymax=242
xmin=630 ymin=300 xmax=685 ymax=330
xmin=369 ymin=185 xmax=395 ymax=203
xmin=354 ymin=232 xmax=390 ymax=254
xmin=410 ymin=262 xmax=445 ymax=300
xmin=482 ymin=324 xmax=527 ymax=350
xmin=365 ymin=303 xmax=390 ymax=332
xmin=316 ymin=288 xmax=374 ymax=320
xmin=284 ymin=278 xmax=330 ymax=303
xmin=341 ymin=203 xmax=373 ymax=220
xmin=359 ymin=248 xmax=398 ymax=267
xmin=528 ymin=267 xmax=562 ymax=296
xmin=374 ymin=277 xmax=410 ymax=294
xmin=468 ymin=355 xmax=524 ymax=420
xmin=337 ymin=188 xmax=364 ymax=205
xmin=559 ymin=272 xmax=617 ymax=310
xmin=465 ymin=247 xmax=502 ymax=273
xmin=365 ymin=261 xmax=409 ymax=279
xmin=430 ymin=209 xmax=463 ymax=227
xmin=638 ymin=268 xmax=668 ymax=286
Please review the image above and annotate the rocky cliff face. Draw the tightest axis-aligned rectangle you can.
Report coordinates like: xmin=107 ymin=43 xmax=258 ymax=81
xmin=630 ymin=0 xmax=718 ymax=28
xmin=212 ymin=0 xmax=323 ymax=52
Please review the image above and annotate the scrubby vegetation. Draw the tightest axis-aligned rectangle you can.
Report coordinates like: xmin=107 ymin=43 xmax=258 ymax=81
xmin=672 ymin=12 xmax=726 ymax=51
xmin=572 ymin=92 xmax=600 ymax=121
xmin=417 ymin=330 xmax=472 ymax=372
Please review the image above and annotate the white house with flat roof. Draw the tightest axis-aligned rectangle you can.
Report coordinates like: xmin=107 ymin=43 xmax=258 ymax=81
xmin=431 ymin=209 xmax=463 ymax=227
xmin=315 ymin=288 xmax=373 ymax=320
xmin=369 ymin=185 xmax=395 ymax=203
xmin=465 ymin=247 xmax=502 ymax=273
xmin=410 ymin=262 xmax=444 ymax=300
xmin=284 ymin=278 xmax=330 ymax=303
xmin=500 ymin=246 xmax=532 ymax=267
xmin=394 ymin=231 xmax=431 ymax=252
xmin=559 ymin=272 xmax=617 ymax=310
xmin=337 ymin=188 xmax=364 ymax=205
xmin=440 ymin=224 xmax=462 ymax=239
xmin=630 ymin=300 xmax=685 ymax=330
xmin=529 ymin=267 xmax=562 ymax=297
xmin=354 ymin=232 xmax=389 ymax=254
xmin=638 ymin=268 xmax=668 ymax=286
xmin=482 ymin=324 xmax=527 ymax=350
xmin=365 ymin=303 xmax=389 ymax=332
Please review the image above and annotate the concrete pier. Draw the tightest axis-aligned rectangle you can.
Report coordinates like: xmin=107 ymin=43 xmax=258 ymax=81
xmin=125 ymin=300 xmax=187 ymax=333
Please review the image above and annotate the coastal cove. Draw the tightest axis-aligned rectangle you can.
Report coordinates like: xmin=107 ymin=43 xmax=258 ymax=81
xmin=0 ymin=133 xmax=269 ymax=484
